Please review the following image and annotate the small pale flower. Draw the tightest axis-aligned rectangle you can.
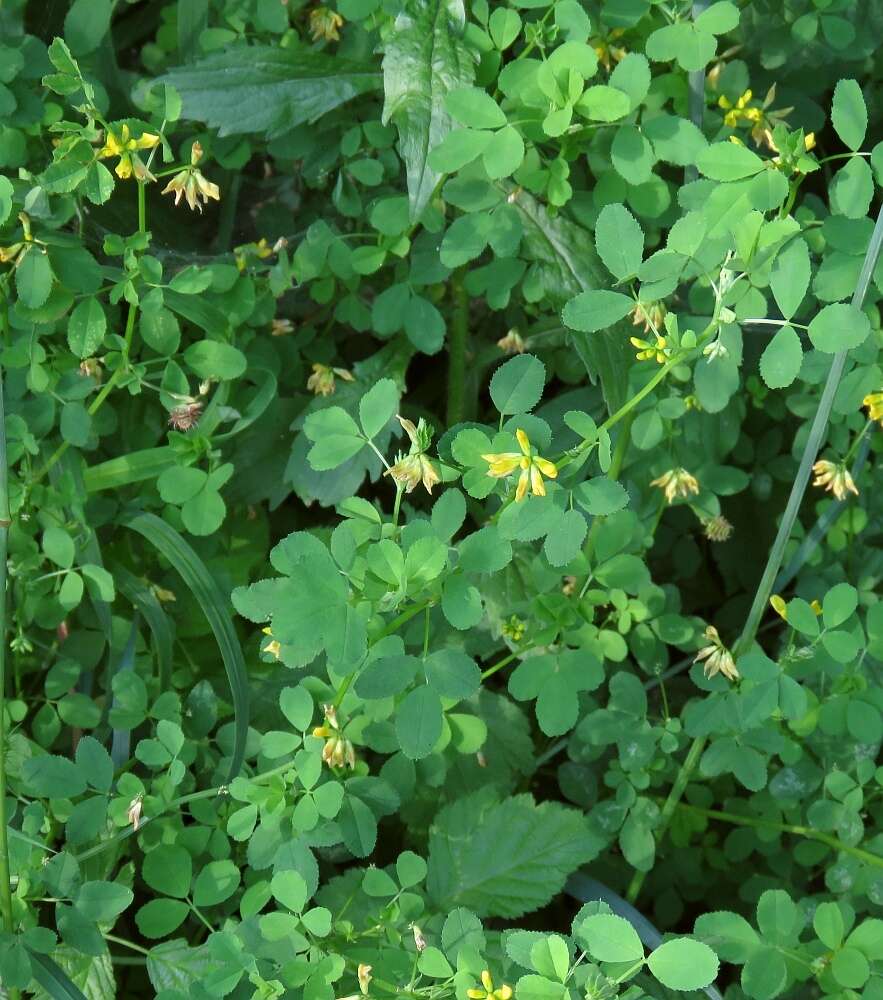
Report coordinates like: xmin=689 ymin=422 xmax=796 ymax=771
xmin=313 ymin=704 xmax=356 ymax=769
xmin=483 ymin=428 xmax=558 ymax=502
xmin=863 ymin=390 xmax=883 ymax=424
xmin=650 ymin=468 xmax=700 ymax=505
xmin=161 ymin=141 xmax=220 ymax=212
xmin=309 ymin=6 xmax=344 ymax=40
xmin=168 ymin=401 xmax=203 ymax=431
xmin=694 ymin=625 xmax=739 ymax=683
xmin=127 ymin=793 xmax=144 ymax=831
xmin=98 ymin=123 xmax=159 ymax=181
xmin=386 ymin=453 xmax=440 ymax=495
xmin=357 ymin=965 xmax=372 ymax=995
xmin=468 ymin=971 xmax=513 ymax=1000
xmin=703 ymin=515 xmax=733 ymax=542
xmin=306 ymin=363 xmax=354 ymax=396
xmin=79 ymin=357 xmax=103 ymax=383
xmin=497 ymin=329 xmax=525 ymax=354
xmin=271 ymin=318 xmax=294 ymax=336
xmin=384 ymin=415 xmax=441 ymax=495
xmin=812 ymin=459 xmax=858 ymax=502
xmin=630 ymin=300 xmax=666 ymax=335
xmin=412 ymin=925 xmax=427 ymax=953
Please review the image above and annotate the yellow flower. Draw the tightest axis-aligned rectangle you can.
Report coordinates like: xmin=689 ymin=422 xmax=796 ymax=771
xmin=261 ymin=626 xmax=281 ymax=660
xmin=863 ymin=390 xmax=883 ymax=423
xmin=271 ymin=318 xmax=294 ymax=337
xmin=502 ymin=615 xmax=526 ymax=642
xmin=812 ymin=459 xmax=858 ymax=501
xmin=694 ymin=625 xmax=739 ymax=683
xmin=357 ymin=965 xmax=372 ymax=995
xmin=630 ymin=332 xmax=668 ymax=364
xmin=468 ymin=971 xmax=513 ymax=1000
xmin=719 ymin=89 xmax=753 ymax=128
xmin=98 ymin=123 xmax=159 ymax=181
xmin=161 ymin=141 xmax=220 ymax=212
xmin=309 ymin=6 xmax=344 ymax=41
xmin=483 ymin=428 xmax=558 ymax=502
xmin=770 ymin=595 xmax=788 ymax=620
xmin=650 ymin=468 xmax=699 ymax=504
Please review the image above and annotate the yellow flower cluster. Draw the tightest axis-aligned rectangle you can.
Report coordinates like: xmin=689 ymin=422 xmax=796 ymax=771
xmin=468 ymin=972 xmax=513 ymax=1000
xmin=98 ymin=123 xmax=159 ymax=181
xmin=483 ymin=429 xmax=557 ymax=502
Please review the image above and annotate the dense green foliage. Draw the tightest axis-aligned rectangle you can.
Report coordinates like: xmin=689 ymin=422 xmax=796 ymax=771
xmin=1 ymin=0 xmax=883 ymax=997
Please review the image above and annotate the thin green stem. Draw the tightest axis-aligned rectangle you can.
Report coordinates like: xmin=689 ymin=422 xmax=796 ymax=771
xmin=106 ymin=934 xmax=151 ymax=957
xmin=446 ymin=270 xmax=469 ymax=426
xmin=73 ymin=761 xmax=293 ymax=863
xmin=672 ymin=800 xmax=883 ymax=870
xmin=481 ymin=646 xmax=534 ymax=681
xmin=581 ymin=411 xmax=635 ymax=568
xmin=137 ymin=181 xmax=147 ymax=234
xmin=0 ymin=364 xmax=16 ymax=946
xmin=625 ymin=734 xmax=707 ymax=904
xmin=392 ymin=484 xmax=404 ymax=530
xmin=736 ymin=204 xmax=883 ymax=657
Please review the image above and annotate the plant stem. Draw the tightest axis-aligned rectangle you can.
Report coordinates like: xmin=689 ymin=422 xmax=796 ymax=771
xmin=671 ymin=800 xmax=883 ymax=870
xmin=736 ymin=203 xmax=883 ymax=657
xmin=625 ymin=734 xmax=706 ymax=904
xmin=137 ymin=181 xmax=146 ymax=234
xmin=0 ymin=366 xmax=15 ymax=940
xmin=73 ymin=761 xmax=293 ymax=863
xmin=581 ymin=411 xmax=635 ymax=572
xmin=446 ymin=270 xmax=469 ymax=426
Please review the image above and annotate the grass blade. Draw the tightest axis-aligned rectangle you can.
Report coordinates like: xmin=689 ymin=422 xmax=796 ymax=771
xmin=121 ymin=511 xmax=249 ymax=779
xmin=109 ymin=614 xmax=140 ymax=770
xmin=116 ymin=566 xmax=174 ymax=690
xmin=27 ymin=951 xmax=89 ymax=1000
xmin=83 ymin=447 xmax=176 ymax=492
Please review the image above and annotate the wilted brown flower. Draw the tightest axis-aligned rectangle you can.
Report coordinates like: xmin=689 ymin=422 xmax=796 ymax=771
xmin=812 ymin=459 xmax=858 ymax=501
xmin=650 ymin=468 xmax=700 ymax=504
xmin=703 ymin=515 xmax=733 ymax=542
xmin=168 ymin=401 xmax=203 ymax=431
xmin=309 ymin=5 xmax=344 ymax=40
xmin=693 ymin=625 xmax=739 ymax=682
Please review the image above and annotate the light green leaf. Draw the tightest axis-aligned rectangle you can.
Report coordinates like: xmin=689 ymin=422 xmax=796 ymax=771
xmin=396 ymin=684 xmax=444 ymax=759
xmin=759 ymin=325 xmax=802 ymax=389
xmin=595 ymin=203 xmax=643 ymax=280
xmin=647 ymin=938 xmax=720 ymax=992
xmin=831 ymin=78 xmax=867 ymax=152
xmin=807 ymin=303 xmax=870 ymax=353
xmin=382 ymin=0 xmax=474 ymax=219
xmin=562 ymin=290 xmax=634 ymax=332
xmin=577 ymin=913 xmax=644 ymax=963
xmin=359 ymin=378 xmax=399 ymax=438
xmin=696 ymin=142 xmax=765 ymax=180
xmin=490 ymin=354 xmax=545 ymax=414
xmin=163 ymin=47 xmax=381 ymax=137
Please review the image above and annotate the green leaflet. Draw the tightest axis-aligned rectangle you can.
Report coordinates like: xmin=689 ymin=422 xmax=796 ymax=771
xmin=162 ymin=46 xmax=381 ymax=137
xmin=122 ymin=512 xmax=249 ymax=780
xmin=382 ymin=0 xmax=475 ymax=221
xmin=509 ymin=187 xmax=632 ymax=415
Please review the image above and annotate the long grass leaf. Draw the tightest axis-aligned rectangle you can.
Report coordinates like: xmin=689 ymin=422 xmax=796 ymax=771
xmin=27 ymin=950 xmax=90 ymax=1000
xmin=116 ymin=566 xmax=174 ymax=690
xmin=121 ymin=511 xmax=249 ymax=779
xmin=109 ymin=615 xmax=140 ymax=770
xmin=83 ymin=447 xmax=176 ymax=492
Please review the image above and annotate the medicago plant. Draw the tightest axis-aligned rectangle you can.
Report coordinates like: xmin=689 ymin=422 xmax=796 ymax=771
xmin=1 ymin=0 xmax=883 ymax=997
